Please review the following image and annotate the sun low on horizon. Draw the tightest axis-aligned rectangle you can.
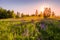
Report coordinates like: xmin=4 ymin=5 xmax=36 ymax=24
xmin=39 ymin=4 xmax=50 ymax=12
xmin=0 ymin=0 xmax=60 ymax=16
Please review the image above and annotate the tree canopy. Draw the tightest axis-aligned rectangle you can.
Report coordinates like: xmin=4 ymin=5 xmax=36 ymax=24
xmin=0 ymin=7 xmax=16 ymax=19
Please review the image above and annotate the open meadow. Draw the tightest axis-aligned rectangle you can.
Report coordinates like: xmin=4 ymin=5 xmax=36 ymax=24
xmin=0 ymin=0 xmax=60 ymax=40
xmin=0 ymin=18 xmax=60 ymax=40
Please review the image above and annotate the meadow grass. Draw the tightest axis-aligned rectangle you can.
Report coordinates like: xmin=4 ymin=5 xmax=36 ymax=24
xmin=0 ymin=18 xmax=60 ymax=40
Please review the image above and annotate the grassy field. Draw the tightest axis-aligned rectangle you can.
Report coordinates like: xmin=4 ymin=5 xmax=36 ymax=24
xmin=0 ymin=18 xmax=60 ymax=40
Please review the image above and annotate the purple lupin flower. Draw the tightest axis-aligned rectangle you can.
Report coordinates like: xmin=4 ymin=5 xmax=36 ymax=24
xmin=40 ymin=22 xmax=46 ymax=30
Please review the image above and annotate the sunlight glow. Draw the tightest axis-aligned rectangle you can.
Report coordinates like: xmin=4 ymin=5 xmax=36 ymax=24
xmin=40 ymin=4 xmax=50 ymax=12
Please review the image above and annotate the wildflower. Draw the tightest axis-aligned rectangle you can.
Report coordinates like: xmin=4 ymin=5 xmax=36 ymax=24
xmin=40 ymin=22 xmax=46 ymax=30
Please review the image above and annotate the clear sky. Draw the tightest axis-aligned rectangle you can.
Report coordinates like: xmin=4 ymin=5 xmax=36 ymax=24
xmin=0 ymin=0 xmax=60 ymax=15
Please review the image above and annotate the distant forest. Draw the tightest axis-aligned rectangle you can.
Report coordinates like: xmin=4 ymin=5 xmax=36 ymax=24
xmin=0 ymin=7 xmax=56 ymax=19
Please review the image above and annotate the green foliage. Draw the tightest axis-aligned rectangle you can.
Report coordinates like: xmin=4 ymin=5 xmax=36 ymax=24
xmin=0 ymin=7 xmax=16 ymax=18
xmin=36 ymin=19 xmax=60 ymax=40
xmin=0 ymin=19 xmax=60 ymax=40
xmin=0 ymin=21 xmax=39 ymax=40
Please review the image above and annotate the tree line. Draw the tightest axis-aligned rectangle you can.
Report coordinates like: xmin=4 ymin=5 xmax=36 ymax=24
xmin=0 ymin=7 xmax=55 ymax=19
xmin=0 ymin=7 xmax=16 ymax=18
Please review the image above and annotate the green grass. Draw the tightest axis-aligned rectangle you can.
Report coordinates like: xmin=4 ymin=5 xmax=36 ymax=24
xmin=0 ymin=19 xmax=60 ymax=40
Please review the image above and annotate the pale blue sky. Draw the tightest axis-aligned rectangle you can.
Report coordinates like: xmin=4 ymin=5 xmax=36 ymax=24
xmin=0 ymin=0 xmax=60 ymax=15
